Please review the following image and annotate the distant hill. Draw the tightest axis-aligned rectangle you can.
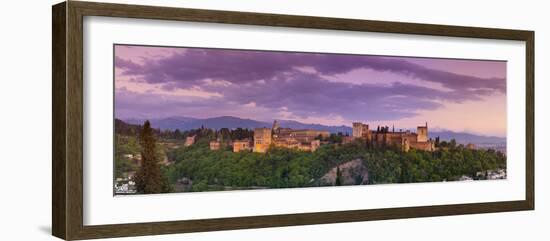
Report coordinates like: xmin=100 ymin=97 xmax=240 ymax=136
xmin=125 ymin=116 xmax=267 ymax=131
xmin=123 ymin=116 xmax=353 ymax=134
xmin=429 ymin=130 xmax=506 ymax=145
xmin=120 ymin=116 xmax=505 ymax=145
xmin=277 ymin=120 xmax=352 ymax=134
xmin=124 ymin=116 xmax=198 ymax=130
xmin=115 ymin=118 xmax=142 ymax=136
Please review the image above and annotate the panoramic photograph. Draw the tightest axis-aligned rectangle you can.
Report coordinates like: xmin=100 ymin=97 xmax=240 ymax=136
xmin=113 ymin=44 xmax=507 ymax=195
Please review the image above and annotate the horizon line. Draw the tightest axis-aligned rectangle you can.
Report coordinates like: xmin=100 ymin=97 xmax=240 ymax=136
xmin=115 ymin=115 xmax=506 ymax=139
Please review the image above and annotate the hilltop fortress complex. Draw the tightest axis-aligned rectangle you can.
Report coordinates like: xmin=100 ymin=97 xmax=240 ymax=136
xmin=251 ymin=120 xmax=435 ymax=153
xmin=207 ymin=120 xmax=434 ymax=153
xmin=253 ymin=120 xmax=329 ymax=153
xmin=349 ymin=122 xmax=435 ymax=152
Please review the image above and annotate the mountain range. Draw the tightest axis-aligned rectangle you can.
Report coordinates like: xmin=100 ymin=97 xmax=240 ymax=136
xmin=122 ymin=116 xmax=505 ymax=144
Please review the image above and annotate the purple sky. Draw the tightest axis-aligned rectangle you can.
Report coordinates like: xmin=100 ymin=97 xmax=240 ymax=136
xmin=114 ymin=45 xmax=507 ymax=137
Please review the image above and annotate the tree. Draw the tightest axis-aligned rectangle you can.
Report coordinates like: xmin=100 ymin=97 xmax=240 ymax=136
xmin=335 ymin=166 xmax=343 ymax=186
xmin=315 ymin=134 xmax=324 ymax=141
xmin=220 ymin=128 xmax=231 ymax=140
xmin=450 ymin=139 xmax=457 ymax=148
xmin=328 ymin=133 xmax=343 ymax=144
xmin=134 ymin=120 xmax=170 ymax=194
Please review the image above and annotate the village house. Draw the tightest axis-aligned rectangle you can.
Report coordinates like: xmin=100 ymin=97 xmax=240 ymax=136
xmin=210 ymin=139 xmax=233 ymax=151
xmin=342 ymin=136 xmax=354 ymax=144
xmin=233 ymin=139 xmax=252 ymax=152
xmin=209 ymin=140 xmax=221 ymax=151
xmin=184 ymin=135 xmax=196 ymax=147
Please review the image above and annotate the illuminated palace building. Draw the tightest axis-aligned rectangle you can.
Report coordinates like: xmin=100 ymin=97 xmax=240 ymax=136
xmin=211 ymin=120 xmax=434 ymax=153
xmin=253 ymin=120 xmax=328 ymax=153
xmin=348 ymin=122 xmax=435 ymax=152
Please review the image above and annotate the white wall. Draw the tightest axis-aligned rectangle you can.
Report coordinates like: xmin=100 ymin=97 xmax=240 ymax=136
xmin=0 ymin=0 xmax=547 ymax=240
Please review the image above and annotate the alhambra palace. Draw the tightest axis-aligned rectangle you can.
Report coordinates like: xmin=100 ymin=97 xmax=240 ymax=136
xmin=252 ymin=120 xmax=328 ymax=153
xmin=348 ymin=122 xmax=435 ymax=152
xmin=197 ymin=120 xmax=435 ymax=153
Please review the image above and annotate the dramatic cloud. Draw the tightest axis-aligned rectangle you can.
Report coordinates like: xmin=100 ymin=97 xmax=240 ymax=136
xmin=116 ymin=48 xmax=505 ymax=93
xmin=114 ymin=45 xmax=507 ymax=134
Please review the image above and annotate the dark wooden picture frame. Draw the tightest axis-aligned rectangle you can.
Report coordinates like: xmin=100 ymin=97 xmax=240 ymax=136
xmin=52 ymin=1 xmax=534 ymax=240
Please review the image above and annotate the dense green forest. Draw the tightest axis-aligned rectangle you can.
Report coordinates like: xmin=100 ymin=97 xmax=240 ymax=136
xmin=115 ymin=120 xmax=506 ymax=193
xmin=160 ymin=137 xmax=505 ymax=192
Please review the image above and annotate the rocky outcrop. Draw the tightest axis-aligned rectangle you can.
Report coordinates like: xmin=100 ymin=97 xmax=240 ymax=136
xmin=319 ymin=159 xmax=369 ymax=186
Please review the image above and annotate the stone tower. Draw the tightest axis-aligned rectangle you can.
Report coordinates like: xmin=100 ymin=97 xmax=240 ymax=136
xmin=417 ymin=122 xmax=428 ymax=142
xmin=352 ymin=122 xmax=363 ymax=138
xmin=352 ymin=122 xmax=369 ymax=138
xmin=253 ymin=128 xmax=272 ymax=153
xmin=403 ymin=138 xmax=410 ymax=152
xmin=272 ymin=120 xmax=280 ymax=132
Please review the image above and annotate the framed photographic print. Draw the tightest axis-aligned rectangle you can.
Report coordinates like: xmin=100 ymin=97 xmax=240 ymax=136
xmin=52 ymin=1 xmax=534 ymax=240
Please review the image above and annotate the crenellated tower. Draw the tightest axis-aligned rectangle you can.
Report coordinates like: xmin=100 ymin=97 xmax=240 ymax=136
xmin=417 ymin=122 xmax=428 ymax=142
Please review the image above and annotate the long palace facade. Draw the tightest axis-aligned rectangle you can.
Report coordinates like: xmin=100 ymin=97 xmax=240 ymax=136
xmin=253 ymin=120 xmax=329 ymax=153
xmin=347 ymin=122 xmax=435 ymax=152
xmin=207 ymin=120 xmax=434 ymax=153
